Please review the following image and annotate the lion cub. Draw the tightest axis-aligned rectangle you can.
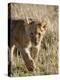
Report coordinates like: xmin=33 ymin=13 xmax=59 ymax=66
xmin=8 ymin=18 xmax=47 ymax=73
xmin=24 ymin=18 xmax=47 ymax=71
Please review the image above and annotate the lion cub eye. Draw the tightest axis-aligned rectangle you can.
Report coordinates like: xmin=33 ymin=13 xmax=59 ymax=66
xmin=31 ymin=32 xmax=33 ymax=35
xmin=38 ymin=33 xmax=40 ymax=36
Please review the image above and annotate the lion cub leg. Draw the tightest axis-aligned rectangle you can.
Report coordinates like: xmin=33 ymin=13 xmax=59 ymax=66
xmin=10 ymin=45 xmax=16 ymax=66
xmin=20 ymin=44 xmax=36 ymax=71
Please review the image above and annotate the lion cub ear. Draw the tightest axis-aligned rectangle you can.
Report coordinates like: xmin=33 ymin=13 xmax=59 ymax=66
xmin=38 ymin=20 xmax=47 ymax=32
xmin=41 ymin=20 xmax=47 ymax=31
xmin=26 ymin=17 xmax=33 ymax=24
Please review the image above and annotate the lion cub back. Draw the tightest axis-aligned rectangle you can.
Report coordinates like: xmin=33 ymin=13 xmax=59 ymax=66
xmin=10 ymin=19 xmax=30 ymax=48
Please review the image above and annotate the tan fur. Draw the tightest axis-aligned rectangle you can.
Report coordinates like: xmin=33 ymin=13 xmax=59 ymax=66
xmin=8 ymin=18 xmax=47 ymax=72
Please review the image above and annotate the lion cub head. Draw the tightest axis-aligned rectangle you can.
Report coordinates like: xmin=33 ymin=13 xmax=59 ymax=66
xmin=25 ymin=18 xmax=47 ymax=46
